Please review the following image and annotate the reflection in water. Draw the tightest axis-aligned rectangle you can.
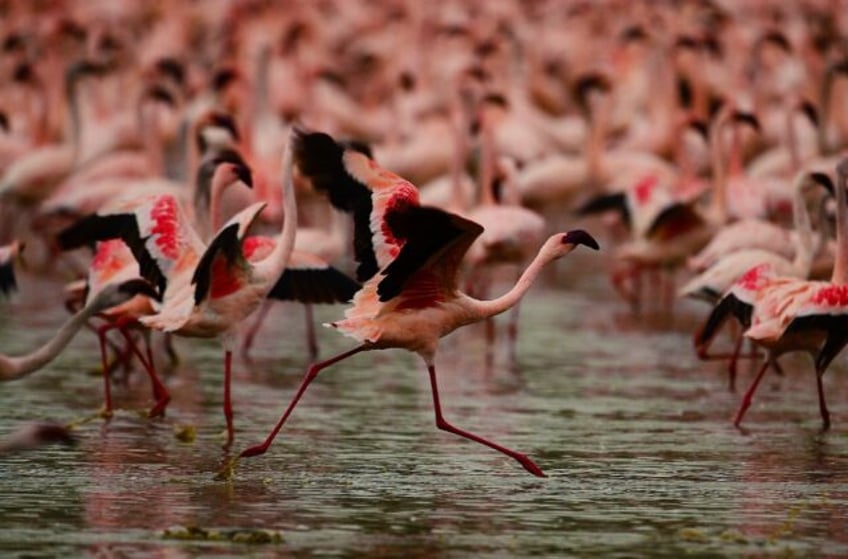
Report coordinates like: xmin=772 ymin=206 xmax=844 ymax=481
xmin=1 ymin=263 xmax=847 ymax=556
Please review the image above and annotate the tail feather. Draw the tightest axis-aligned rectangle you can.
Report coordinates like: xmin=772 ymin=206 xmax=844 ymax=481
xmin=694 ymin=293 xmax=747 ymax=349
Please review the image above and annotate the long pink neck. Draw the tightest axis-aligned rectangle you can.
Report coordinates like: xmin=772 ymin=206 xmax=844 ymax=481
xmin=790 ymin=172 xmax=815 ymax=275
xmin=253 ymin=136 xmax=297 ymax=286
xmin=708 ymin=112 xmax=730 ymax=222
xmin=0 ymin=304 xmax=97 ymax=380
xmin=471 ymin=239 xmax=565 ymax=320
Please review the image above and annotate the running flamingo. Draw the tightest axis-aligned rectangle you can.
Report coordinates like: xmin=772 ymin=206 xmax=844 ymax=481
xmin=236 ymin=129 xmax=599 ymax=477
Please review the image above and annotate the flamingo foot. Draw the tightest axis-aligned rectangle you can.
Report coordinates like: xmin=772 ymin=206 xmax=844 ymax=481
xmin=214 ymin=455 xmax=241 ymax=481
xmin=98 ymin=405 xmax=114 ymax=420
xmin=239 ymin=443 xmax=269 ymax=458
xmin=148 ymin=395 xmax=171 ymax=418
xmin=513 ymin=453 xmax=547 ymax=478
xmin=221 ymin=428 xmax=234 ymax=450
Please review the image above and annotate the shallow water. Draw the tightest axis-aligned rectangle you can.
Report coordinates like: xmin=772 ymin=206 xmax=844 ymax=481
xmin=1 ymin=255 xmax=847 ymax=558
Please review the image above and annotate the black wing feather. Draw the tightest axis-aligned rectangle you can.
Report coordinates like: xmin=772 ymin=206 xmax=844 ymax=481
xmin=378 ymin=206 xmax=483 ymax=301
xmin=0 ymin=258 xmax=16 ymax=297
xmin=191 ymin=223 xmax=241 ymax=305
xmin=694 ymin=293 xmax=752 ymax=349
xmin=57 ymin=213 xmax=167 ymax=297
xmin=645 ymin=202 xmax=705 ymax=240
xmin=292 ymin=129 xmax=377 ymax=282
xmin=574 ymin=192 xmax=630 ymax=227
xmin=785 ymin=314 xmax=848 ymax=373
xmin=268 ymin=266 xmax=360 ymax=303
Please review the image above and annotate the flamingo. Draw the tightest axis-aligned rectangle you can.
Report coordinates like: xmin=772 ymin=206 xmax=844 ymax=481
xmin=689 ymin=170 xmax=826 ymax=390
xmin=0 ymin=279 xmax=159 ymax=381
xmin=464 ymin=96 xmax=546 ymax=362
xmin=235 ymin=129 xmax=599 ymax=477
xmin=57 ymin=133 xmax=297 ymax=447
xmin=732 ymin=158 xmax=848 ymax=430
xmin=56 ymin=147 xmax=255 ymax=417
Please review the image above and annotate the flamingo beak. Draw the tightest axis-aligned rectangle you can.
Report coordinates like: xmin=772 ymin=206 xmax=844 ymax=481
xmin=730 ymin=111 xmax=761 ymax=133
xmin=234 ymin=164 xmax=253 ymax=188
xmin=810 ymin=172 xmax=834 ymax=195
xmin=563 ymin=229 xmax=599 ymax=250
xmin=119 ymin=279 xmax=162 ymax=302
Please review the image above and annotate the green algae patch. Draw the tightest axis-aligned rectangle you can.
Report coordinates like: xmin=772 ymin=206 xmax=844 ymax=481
xmin=214 ymin=455 xmax=240 ymax=481
xmin=161 ymin=525 xmax=283 ymax=544
xmin=173 ymin=424 xmax=197 ymax=443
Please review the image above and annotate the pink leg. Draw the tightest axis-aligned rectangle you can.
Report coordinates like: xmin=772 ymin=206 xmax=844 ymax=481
xmin=427 ymin=364 xmax=546 ymax=477
xmin=726 ymin=332 xmax=745 ymax=393
xmin=164 ymin=333 xmax=180 ymax=367
xmin=240 ymin=345 xmax=368 ymax=458
xmin=241 ymin=299 xmax=274 ymax=359
xmin=816 ymin=372 xmax=830 ymax=431
xmin=304 ymin=304 xmax=318 ymax=360
xmin=663 ymin=268 xmax=676 ymax=314
xmin=507 ymin=267 xmax=521 ymax=363
xmin=223 ymin=350 xmax=234 ymax=448
xmin=117 ymin=320 xmax=170 ymax=418
xmin=734 ymin=358 xmax=771 ymax=428
xmin=96 ymin=324 xmax=115 ymax=417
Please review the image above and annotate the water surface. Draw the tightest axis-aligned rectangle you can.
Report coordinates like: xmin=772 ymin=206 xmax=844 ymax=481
xmin=1 ymin=258 xmax=847 ymax=557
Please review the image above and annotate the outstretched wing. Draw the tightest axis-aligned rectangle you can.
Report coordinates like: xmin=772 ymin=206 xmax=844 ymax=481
xmin=293 ymin=128 xmax=420 ymax=282
xmin=378 ymin=205 xmax=483 ymax=302
xmin=57 ymin=208 xmax=167 ymax=297
xmin=191 ymin=202 xmax=266 ymax=304
xmin=268 ymin=251 xmax=360 ymax=304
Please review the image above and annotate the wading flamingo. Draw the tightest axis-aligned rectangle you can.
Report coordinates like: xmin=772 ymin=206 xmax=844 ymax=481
xmin=57 ymin=134 xmax=297 ymax=447
xmin=57 ymin=149 xmax=255 ymax=417
xmin=236 ymin=129 xmax=599 ymax=477
xmin=732 ymin=159 xmax=848 ymax=430
xmin=692 ymin=171 xmax=831 ymax=390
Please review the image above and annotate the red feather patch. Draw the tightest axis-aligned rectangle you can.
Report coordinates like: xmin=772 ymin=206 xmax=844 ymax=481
xmin=150 ymin=196 xmax=181 ymax=260
xmin=209 ymin=257 xmax=244 ymax=299
xmin=811 ymin=284 xmax=848 ymax=308
xmin=633 ymin=175 xmax=659 ymax=207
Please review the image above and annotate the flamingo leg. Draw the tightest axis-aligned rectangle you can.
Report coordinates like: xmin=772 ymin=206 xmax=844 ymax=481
xmin=304 ymin=304 xmax=318 ymax=360
xmin=223 ymin=350 xmax=235 ymax=448
xmin=726 ymin=331 xmax=745 ymax=392
xmin=816 ymin=371 xmax=831 ymax=431
xmin=240 ymin=299 xmax=274 ymax=359
xmin=240 ymin=345 xmax=368 ymax=458
xmin=426 ymin=364 xmax=546 ymax=477
xmin=96 ymin=323 xmax=115 ymax=418
xmin=506 ymin=267 xmax=522 ymax=364
xmin=163 ymin=333 xmax=180 ymax=367
xmin=734 ymin=358 xmax=771 ymax=428
xmin=116 ymin=319 xmax=170 ymax=418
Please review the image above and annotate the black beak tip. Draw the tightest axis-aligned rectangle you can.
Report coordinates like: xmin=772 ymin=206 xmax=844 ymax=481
xmin=120 ymin=279 xmax=162 ymax=302
xmin=810 ymin=172 xmax=835 ymax=195
xmin=564 ymin=229 xmax=600 ymax=250
xmin=235 ymin=165 xmax=253 ymax=188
